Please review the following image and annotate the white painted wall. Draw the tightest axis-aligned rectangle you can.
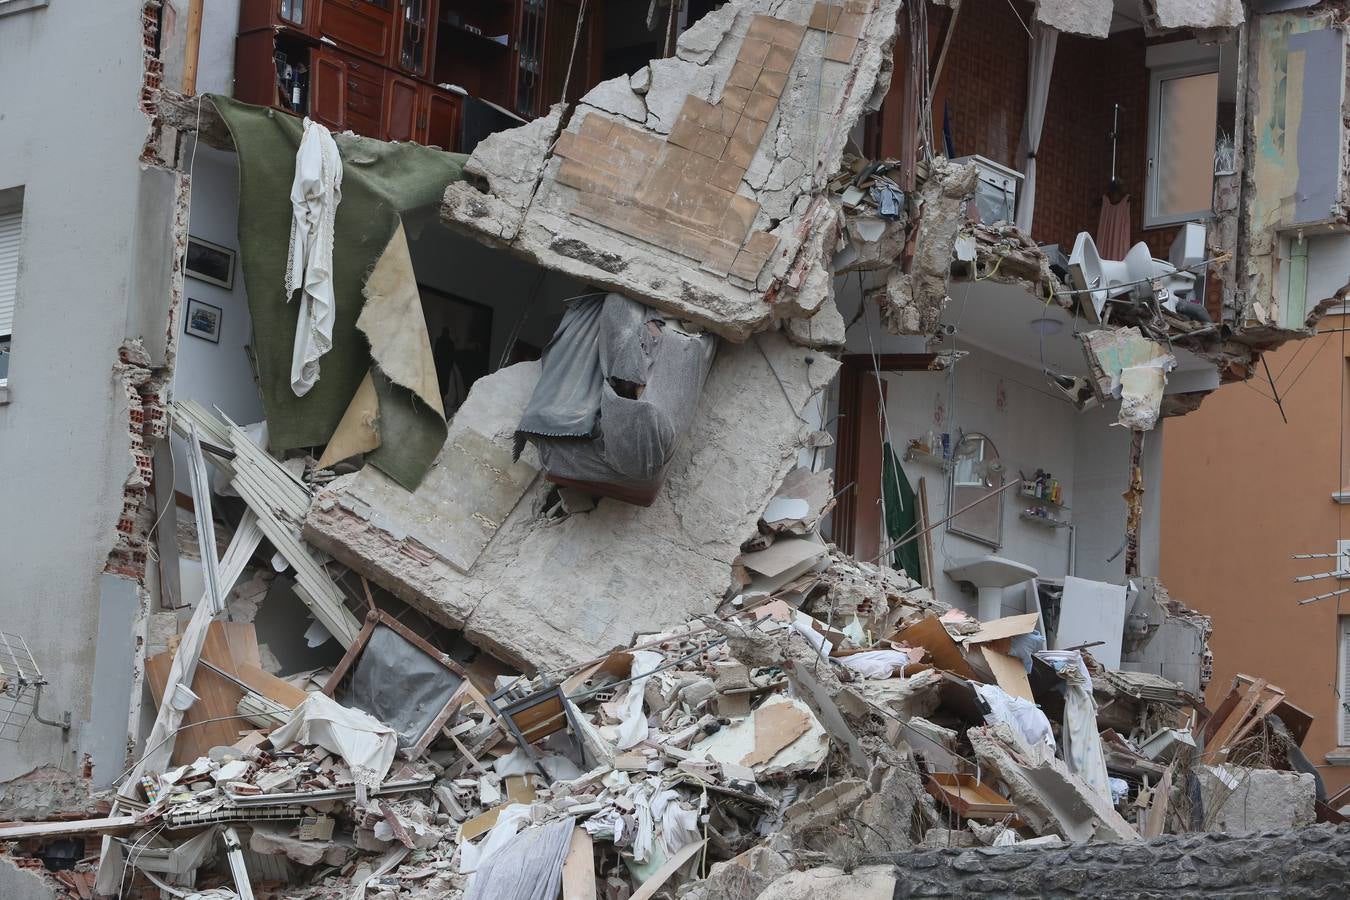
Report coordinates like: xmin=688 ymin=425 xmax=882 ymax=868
xmin=830 ymin=276 xmax=1163 ymax=613
xmin=0 ymin=1 xmax=181 ymax=789
xmin=171 ymin=144 xmax=266 ymax=494
xmin=198 ymin=0 xmax=242 ymax=97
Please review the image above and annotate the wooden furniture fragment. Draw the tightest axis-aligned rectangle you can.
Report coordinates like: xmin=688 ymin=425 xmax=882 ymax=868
xmin=924 ymin=773 xmax=1016 ymax=820
xmin=324 ymin=609 xmax=470 ymax=758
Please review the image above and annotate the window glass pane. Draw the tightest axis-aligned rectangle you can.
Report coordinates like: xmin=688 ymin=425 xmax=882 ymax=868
xmin=1156 ymin=72 xmax=1218 ymax=218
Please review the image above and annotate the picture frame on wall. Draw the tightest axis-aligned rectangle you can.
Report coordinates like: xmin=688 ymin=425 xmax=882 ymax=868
xmin=185 ymin=298 xmax=223 ymax=344
xmin=186 ymin=235 xmax=235 ymax=289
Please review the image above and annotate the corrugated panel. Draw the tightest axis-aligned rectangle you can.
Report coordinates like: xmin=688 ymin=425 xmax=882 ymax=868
xmin=0 ymin=210 xmax=20 ymax=337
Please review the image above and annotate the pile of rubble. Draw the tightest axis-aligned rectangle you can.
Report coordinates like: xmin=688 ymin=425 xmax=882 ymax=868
xmin=1 ymin=423 xmax=1337 ymax=899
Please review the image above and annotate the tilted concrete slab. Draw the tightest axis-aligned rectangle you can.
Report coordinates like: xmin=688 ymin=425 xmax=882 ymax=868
xmin=305 ymin=335 xmax=837 ymax=670
xmin=441 ymin=0 xmax=905 ymax=341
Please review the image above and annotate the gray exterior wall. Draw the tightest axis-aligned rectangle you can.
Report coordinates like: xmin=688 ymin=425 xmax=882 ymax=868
xmin=0 ymin=0 xmax=181 ymax=797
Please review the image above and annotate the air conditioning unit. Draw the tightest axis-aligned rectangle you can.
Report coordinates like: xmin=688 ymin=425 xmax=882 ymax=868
xmin=949 ymin=155 xmax=1025 ymax=226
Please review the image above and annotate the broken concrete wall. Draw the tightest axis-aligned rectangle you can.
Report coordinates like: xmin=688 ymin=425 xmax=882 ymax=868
xmin=1238 ymin=4 xmax=1350 ymax=333
xmin=1197 ymin=766 xmax=1317 ymax=833
xmin=306 ymin=334 xmax=837 ymax=669
xmin=442 ymin=0 xmax=905 ymax=340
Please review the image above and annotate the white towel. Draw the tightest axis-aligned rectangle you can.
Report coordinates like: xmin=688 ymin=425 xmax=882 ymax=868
xmin=285 ymin=118 xmax=343 ymax=396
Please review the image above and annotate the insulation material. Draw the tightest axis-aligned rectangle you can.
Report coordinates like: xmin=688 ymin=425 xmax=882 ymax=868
xmin=268 ymin=693 xmax=397 ymax=794
xmin=1117 ymin=362 xmax=1169 ymax=430
xmin=1080 ymin=327 xmax=1177 ymax=404
xmin=691 ymin=695 xmax=828 ymax=775
xmin=342 ymin=625 xmax=464 ymax=752
xmin=515 ymin=294 xmax=717 ymax=504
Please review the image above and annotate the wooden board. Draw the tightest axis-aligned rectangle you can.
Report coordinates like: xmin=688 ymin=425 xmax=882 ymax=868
xmin=893 ymin=616 xmax=976 ymax=678
xmin=236 ymin=663 xmax=308 ymax=709
xmin=146 ymin=621 xmax=264 ymax=767
xmin=980 ymin=646 xmax=1034 ymax=702
xmin=965 ymin=613 xmax=1041 ymax=645
xmin=628 ymin=840 xmax=706 ymax=900
xmin=924 ymin=773 xmax=1016 ymax=820
xmin=561 ymin=827 xmax=596 ymax=900
xmin=0 ymin=816 xmax=140 ymax=841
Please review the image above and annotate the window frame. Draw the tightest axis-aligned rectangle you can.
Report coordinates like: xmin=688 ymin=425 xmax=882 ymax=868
xmin=0 ymin=0 xmax=49 ymax=18
xmin=0 ymin=186 xmax=24 ymax=398
xmin=1144 ymin=60 xmax=1220 ymax=229
xmin=1340 ymin=615 xmax=1350 ymax=746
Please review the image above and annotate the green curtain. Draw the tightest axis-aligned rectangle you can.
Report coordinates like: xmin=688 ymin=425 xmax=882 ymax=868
xmin=210 ymin=96 xmax=468 ymax=490
xmin=882 ymin=443 xmax=923 ymax=581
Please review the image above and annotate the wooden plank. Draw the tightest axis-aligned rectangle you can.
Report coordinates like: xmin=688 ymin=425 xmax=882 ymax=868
xmin=628 ymin=839 xmax=706 ymax=900
xmin=561 ymin=827 xmax=596 ymax=900
xmin=1201 ymin=681 xmax=1245 ymax=743
xmin=894 ymin=616 xmax=976 ymax=678
xmin=966 ymin=613 xmax=1041 ymax=645
xmin=0 ymin=816 xmax=140 ymax=841
xmin=1216 ymin=690 xmax=1287 ymax=759
xmin=1142 ymin=762 xmax=1174 ymax=838
xmin=236 ymin=663 xmax=308 ymax=709
xmin=1203 ymin=678 xmax=1267 ymax=760
xmin=980 ymin=646 xmax=1034 ymax=702
xmin=917 ymin=477 xmax=935 ymax=589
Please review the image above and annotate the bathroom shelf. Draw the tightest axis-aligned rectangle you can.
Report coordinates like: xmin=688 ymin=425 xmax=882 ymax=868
xmin=1019 ymin=483 xmax=1068 ymax=510
xmin=904 ymin=447 xmax=952 ymax=471
xmin=1019 ymin=510 xmax=1070 ymax=529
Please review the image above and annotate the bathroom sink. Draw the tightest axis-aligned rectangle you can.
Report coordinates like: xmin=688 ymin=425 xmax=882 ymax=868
xmin=945 ymin=555 xmax=1039 ymax=620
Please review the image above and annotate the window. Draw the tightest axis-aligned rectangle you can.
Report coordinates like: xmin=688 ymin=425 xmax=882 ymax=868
xmin=1145 ymin=62 xmax=1219 ymax=228
xmin=0 ymin=187 xmax=22 ymax=389
xmin=1341 ymin=616 xmax=1350 ymax=745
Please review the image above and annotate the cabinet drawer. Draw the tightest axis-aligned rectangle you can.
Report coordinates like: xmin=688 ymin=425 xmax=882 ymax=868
xmin=344 ymin=67 xmax=384 ymax=118
xmin=318 ymin=0 xmax=392 ymax=61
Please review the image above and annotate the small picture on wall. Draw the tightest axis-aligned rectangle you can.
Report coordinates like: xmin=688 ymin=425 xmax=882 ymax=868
xmin=185 ymin=298 xmax=223 ymax=343
xmin=186 ymin=236 xmax=235 ymax=289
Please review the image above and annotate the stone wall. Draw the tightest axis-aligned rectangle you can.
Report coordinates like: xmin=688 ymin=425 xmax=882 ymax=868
xmin=879 ymin=825 xmax=1350 ymax=898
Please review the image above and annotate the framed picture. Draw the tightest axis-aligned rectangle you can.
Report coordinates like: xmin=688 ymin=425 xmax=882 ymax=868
xmin=185 ymin=298 xmax=223 ymax=343
xmin=186 ymin=236 xmax=235 ymax=289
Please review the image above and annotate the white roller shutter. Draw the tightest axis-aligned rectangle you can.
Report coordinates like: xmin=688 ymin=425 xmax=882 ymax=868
xmin=1341 ymin=617 xmax=1350 ymax=745
xmin=0 ymin=209 xmax=20 ymax=337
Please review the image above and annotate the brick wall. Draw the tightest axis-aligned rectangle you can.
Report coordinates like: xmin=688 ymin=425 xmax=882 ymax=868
xmin=879 ymin=825 xmax=1350 ymax=898
xmin=926 ymin=3 xmax=1181 ymax=257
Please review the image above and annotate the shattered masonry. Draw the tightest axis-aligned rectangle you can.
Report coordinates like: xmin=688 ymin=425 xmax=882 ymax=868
xmin=5 ymin=1 xmax=1350 ymax=899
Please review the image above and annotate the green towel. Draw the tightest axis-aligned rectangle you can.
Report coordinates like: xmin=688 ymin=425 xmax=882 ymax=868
xmin=883 ymin=443 xmax=924 ymax=581
xmin=210 ymin=95 xmax=468 ymax=489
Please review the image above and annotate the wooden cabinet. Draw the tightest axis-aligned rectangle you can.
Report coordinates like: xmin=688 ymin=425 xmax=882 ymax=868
xmin=383 ymin=75 xmax=463 ymax=150
xmin=423 ymin=89 xmax=461 ymax=150
xmin=309 ymin=46 xmax=387 ymax=135
xmin=318 ymin=0 xmax=395 ymax=63
xmin=240 ymin=0 xmax=316 ymax=36
xmin=309 ymin=47 xmax=347 ymax=130
xmin=394 ymin=0 xmax=436 ymax=78
xmin=235 ymin=0 xmax=501 ymax=148
xmin=383 ymin=73 xmax=422 ymax=142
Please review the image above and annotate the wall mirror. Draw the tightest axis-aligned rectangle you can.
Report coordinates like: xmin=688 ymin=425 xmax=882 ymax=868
xmin=948 ymin=432 xmax=1004 ymax=548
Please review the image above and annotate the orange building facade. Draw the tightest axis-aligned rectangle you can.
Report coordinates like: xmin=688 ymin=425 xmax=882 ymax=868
xmin=1161 ymin=311 xmax=1350 ymax=796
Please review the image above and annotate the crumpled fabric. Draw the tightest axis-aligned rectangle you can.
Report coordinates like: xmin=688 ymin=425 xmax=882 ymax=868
xmin=616 ymin=650 xmax=664 ymax=750
xmin=268 ymin=693 xmax=396 ymax=797
xmin=1035 ymin=650 xmax=1112 ymax=802
xmin=513 ymin=293 xmax=716 ymax=497
xmin=459 ymin=804 xmax=533 ymax=874
xmin=836 ymin=648 xmax=923 ymax=679
xmin=974 ymin=683 xmax=1056 ymax=756
xmin=285 ymin=117 xmax=342 ymax=396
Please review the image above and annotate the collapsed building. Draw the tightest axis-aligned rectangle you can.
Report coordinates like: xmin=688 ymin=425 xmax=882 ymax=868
xmin=3 ymin=0 xmax=1350 ymax=897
